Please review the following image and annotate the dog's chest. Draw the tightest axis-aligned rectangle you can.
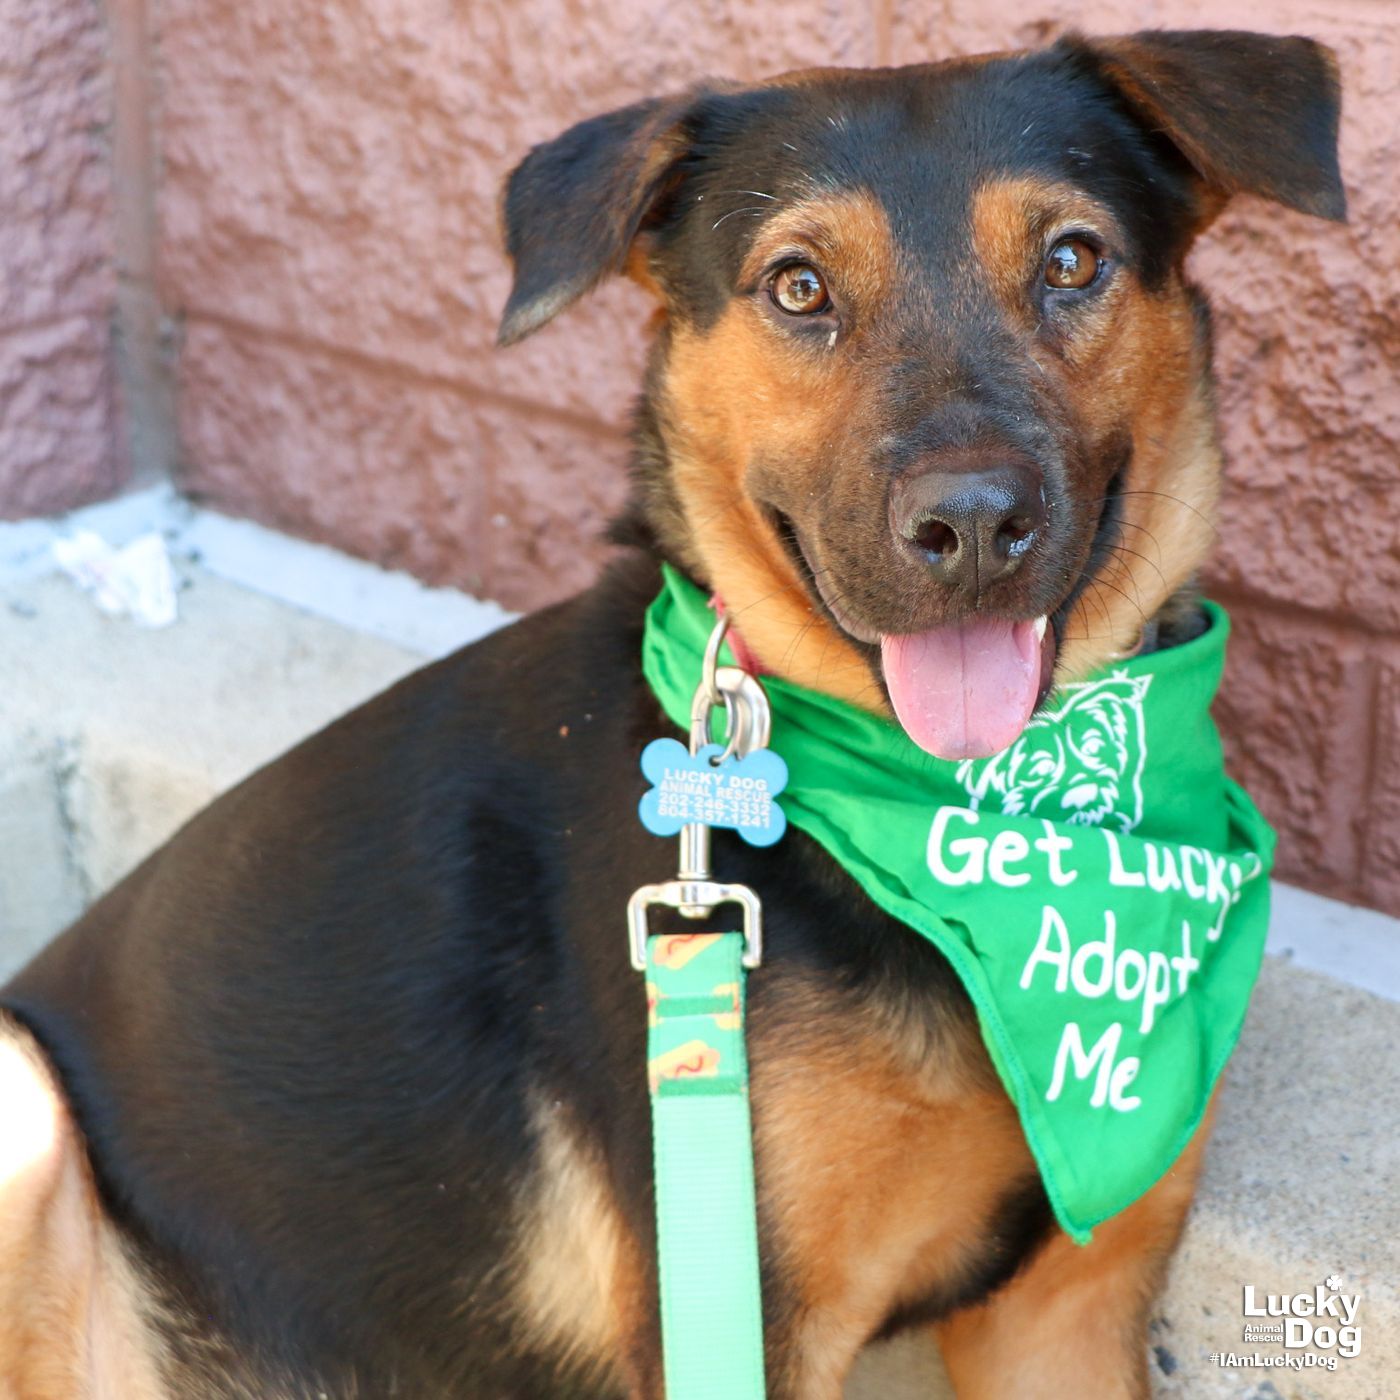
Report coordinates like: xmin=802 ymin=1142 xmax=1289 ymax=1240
xmin=745 ymin=973 xmax=1040 ymax=1376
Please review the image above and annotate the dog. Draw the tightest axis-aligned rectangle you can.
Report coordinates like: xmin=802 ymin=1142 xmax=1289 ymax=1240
xmin=0 ymin=28 xmax=1343 ymax=1400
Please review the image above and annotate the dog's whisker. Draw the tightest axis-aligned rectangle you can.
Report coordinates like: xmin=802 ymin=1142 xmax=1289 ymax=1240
xmin=1105 ymin=541 xmax=1168 ymax=592
xmin=1075 ymin=579 xmax=1117 ymax=634
xmin=1085 ymin=574 xmax=1149 ymax=628
xmin=682 ymin=487 xmax=756 ymax=535
xmin=1112 ymin=518 xmax=1167 ymax=558
xmin=1115 ymin=489 xmax=1221 ymax=536
xmin=712 ymin=206 xmax=769 ymax=230
xmin=727 ymin=577 xmax=808 ymax=621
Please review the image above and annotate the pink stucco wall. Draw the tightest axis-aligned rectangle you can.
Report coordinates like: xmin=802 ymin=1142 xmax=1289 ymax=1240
xmin=2 ymin=2 xmax=1398 ymax=915
xmin=0 ymin=0 xmax=126 ymax=516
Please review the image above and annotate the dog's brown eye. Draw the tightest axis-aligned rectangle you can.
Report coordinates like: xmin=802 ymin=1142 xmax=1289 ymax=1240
xmin=1044 ymin=239 xmax=1100 ymax=290
xmin=771 ymin=264 xmax=830 ymax=314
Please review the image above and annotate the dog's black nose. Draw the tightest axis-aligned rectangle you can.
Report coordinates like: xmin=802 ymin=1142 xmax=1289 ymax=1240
xmin=891 ymin=464 xmax=1046 ymax=590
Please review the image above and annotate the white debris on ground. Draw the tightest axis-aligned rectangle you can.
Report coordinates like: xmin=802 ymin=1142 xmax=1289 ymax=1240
xmin=51 ymin=529 xmax=178 ymax=629
xmin=7 ymin=485 xmax=512 ymax=657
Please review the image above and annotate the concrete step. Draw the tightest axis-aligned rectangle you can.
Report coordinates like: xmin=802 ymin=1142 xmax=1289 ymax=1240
xmin=3 ymin=492 xmax=1396 ymax=1398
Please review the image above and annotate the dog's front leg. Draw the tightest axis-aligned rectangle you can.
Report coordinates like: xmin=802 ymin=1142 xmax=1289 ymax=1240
xmin=931 ymin=1107 xmax=1214 ymax=1400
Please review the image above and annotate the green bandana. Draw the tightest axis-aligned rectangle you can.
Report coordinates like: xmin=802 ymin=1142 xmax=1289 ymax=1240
xmin=642 ymin=564 xmax=1275 ymax=1242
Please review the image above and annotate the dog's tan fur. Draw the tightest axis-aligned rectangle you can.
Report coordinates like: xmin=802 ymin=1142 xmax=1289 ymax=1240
xmin=0 ymin=1017 xmax=169 ymax=1399
xmin=656 ymin=190 xmax=898 ymax=710
xmin=510 ymin=1097 xmax=652 ymax=1395
xmin=934 ymin=1110 xmax=1213 ymax=1400
xmin=750 ymin=979 xmax=1029 ymax=1398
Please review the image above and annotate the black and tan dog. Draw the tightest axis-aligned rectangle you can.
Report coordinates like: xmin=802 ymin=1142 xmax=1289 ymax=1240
xmin=0 ymin=29 xmax=1343 ymax=1400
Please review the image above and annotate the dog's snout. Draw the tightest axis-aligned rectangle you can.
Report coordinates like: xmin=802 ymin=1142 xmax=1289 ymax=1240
xmin=891 ymin=463 xmax=1046 ymax=590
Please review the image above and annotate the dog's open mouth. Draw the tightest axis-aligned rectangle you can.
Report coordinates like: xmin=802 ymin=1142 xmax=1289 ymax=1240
xmin=770 ymin=473 xmax=1123 ymax=761
xmin=880 ymin=615 xmax=1055 ymax=760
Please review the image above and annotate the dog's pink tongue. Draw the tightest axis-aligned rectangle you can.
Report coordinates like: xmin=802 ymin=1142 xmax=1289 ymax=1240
xmin=882 ymin=618 xmax=1046 ymax=761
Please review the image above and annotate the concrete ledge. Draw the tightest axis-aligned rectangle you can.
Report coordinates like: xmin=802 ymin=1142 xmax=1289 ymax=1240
xmin=3 ymin=496 xmax=1397 ymax=1397
xmin=1 ymin=569 xmax=426 ymax=970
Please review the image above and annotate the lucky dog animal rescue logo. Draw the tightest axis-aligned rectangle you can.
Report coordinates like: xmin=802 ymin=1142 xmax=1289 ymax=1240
xmin=956 ymin=671 xmax=1151 ymax=834
xmin=1210 ymin=1273 xmax=1363 ymax=1372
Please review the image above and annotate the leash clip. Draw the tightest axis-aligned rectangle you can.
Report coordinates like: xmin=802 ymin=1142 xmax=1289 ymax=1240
xmin=630 ymin=614 xmax=771 ymax=971
xmin=627 ymin=880 xmax=762 ymax=971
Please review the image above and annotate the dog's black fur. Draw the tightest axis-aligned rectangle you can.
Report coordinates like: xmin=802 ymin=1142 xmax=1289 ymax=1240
xmin=2 ymin=29 xmax=1344 ymax=1400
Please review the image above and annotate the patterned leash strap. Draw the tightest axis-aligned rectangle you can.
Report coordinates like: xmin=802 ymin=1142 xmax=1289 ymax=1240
xmin=646 ymin=931 xmax=766 ymax=1399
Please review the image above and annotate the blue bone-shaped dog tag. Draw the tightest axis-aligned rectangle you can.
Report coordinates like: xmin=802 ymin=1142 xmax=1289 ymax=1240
xmin=639 ymin=739 xmax=788 ymax=847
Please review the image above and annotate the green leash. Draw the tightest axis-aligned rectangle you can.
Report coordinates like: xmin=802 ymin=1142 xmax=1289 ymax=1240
xmin=645 ymin=931 xmax=766 ymax=1399
xmin=629 ymin=610 xmax=773 ymax=1399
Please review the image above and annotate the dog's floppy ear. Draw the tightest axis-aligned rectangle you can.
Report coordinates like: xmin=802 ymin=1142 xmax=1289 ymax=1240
xmin=497 ymin=90 xmax=710 ymax=345
xmin=1070 ymin=29 xmax=1346 ymax=223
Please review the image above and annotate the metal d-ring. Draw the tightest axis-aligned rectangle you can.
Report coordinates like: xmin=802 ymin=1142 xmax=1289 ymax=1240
xmin=690 ymin=680 xmax=742 ymax=767
xmin=691 ymin=615 xmax=772 ymax=768
xmin=699 ymin=610 xmax=730 ymax=706
xmin=693 ymin=612 xmax=739 ymax=766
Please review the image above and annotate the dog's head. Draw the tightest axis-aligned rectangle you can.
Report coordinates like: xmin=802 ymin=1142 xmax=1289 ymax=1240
xmin=498 ymin=31 xmax=1343 ymax=760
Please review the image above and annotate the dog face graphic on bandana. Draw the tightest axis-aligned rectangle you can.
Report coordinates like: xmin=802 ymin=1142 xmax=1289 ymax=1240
xmin=955 ymin=673 xmax=1152 ymax=835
